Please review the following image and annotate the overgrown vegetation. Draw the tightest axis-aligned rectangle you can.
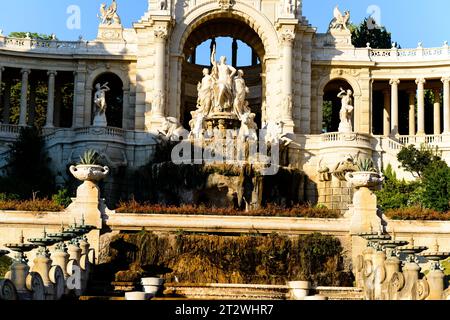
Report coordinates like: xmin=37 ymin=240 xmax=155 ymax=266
xmin=377 ymin=145 xmax=450 ymax=216
xmin=0 ymin=255 xmax=13 ymax=277
xmin=116 ymin=201 xmax=341 ymax=218
xmin=0 ymin=127 xmax=56 ymax=199
xmin=103 ymin=231 xmax=353 ymax=287
xmin=0 ymin=199 xmax=64 ymax=212
xmin=385 ymin=208 xmax=450 ymax=221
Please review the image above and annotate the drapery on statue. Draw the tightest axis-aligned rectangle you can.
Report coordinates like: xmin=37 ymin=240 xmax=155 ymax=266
xmin=337 ymin=87 xmax=354 ymax=133
xmin=98 ymin=0 xmax=121 ymax=25
xmin=197 ymin=68 xmax=214 ymax=116
xmin=210 ymin=44 xmax=237 ymax=112
xmin=329 ymin=6 xmax=350 ymax=31
xmin=233 ymin=70 xmax=251 ymax=119
xmin=94 ymin=82 xmax=110 ymax=115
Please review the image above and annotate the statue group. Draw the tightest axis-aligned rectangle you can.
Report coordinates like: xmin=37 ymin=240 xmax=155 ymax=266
xmin=98 ymin=0 xmax=121 ymax=25
xmin=190 ymin=45 xmax=256 ymax=141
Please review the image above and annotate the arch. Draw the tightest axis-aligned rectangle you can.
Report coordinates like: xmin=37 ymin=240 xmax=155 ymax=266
xmin=317 ymin=74 xmax=362 ymax=98
xmin=86 ymin=68 xmax=129 ymax=92
xmin=92 ymin=72 xmax=124 ymax=128
xmin=170 ymin=2 xmax=280 ymax=58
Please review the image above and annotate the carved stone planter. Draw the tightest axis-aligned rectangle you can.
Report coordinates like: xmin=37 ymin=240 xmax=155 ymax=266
xmin=345 ymin=171 xmax=383 ymax=189
xmin=69 ymin=164 xmax=110 ymax=183
xmin=287 ymin=281 xmax=311 ymax=300
xmin=141 ymin=277 xmax=165 ymax=295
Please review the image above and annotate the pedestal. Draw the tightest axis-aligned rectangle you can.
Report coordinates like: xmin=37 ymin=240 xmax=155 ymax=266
xmin=93 ymin=113 xmax=108 ymax=127
xmin=97 ymin=24 xmax=124 ymax=41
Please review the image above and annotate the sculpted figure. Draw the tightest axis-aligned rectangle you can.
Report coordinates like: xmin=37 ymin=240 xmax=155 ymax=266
xmin=329 ymin=6 xmax=350 ymax=31
xmin=337 ymin=87 xmax=354 ymax=133
xmin=94 ymin=82 xmax=110 ymax=115
xmin=210 ymin=44 xmax=236 ymax=112
xmin=98 ymin=0 xmax=121 ymax=25
xmin=238 ymin=112 xmax=258 ymax=142
xmin=189 ymin=110 xmax=205 ymax=140
xmin=197 ymin=68 xmax=214 ymax=116
xmin=160 ymin=117 xmax=187 ymax=142
xmin=233 ymin=70 xmax=251 ymax=119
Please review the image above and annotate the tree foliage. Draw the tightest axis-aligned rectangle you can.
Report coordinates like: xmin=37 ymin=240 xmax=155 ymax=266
xmin=350 ymin=18 xmax=394 ymax=49
xmin=421 ymin=160 xmax=450 ymax=212
xmin=8 ymin=32 xmax=55 ymax=40
xmin=0 ymin=127 xmax=55 ymax=199
xmin=397 ymin=144 xmax=442 ymax=178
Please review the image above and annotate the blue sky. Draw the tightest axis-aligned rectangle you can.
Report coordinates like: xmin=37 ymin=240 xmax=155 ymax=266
xmin=0 ymin=0 xmax=448 ymax=64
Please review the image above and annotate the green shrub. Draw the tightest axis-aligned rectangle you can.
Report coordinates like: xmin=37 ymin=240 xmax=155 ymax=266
xmin=421 ymin=160 xmax=450 ymax=212
xmin=52 ymin=189 xmax=72 ymax=208
xmin=0 ymin=193 xmax=20 ymax=201
xmin=0 ymin=255 xmax=13 ymax=277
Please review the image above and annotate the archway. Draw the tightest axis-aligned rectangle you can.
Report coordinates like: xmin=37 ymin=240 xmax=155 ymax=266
xmin=322 ymin=79 xmax=354 ymax=133
xmin=92 ymin=73 xmax=123 ymax=128
xmin=179 ymin=17 xmax=265 ymax=129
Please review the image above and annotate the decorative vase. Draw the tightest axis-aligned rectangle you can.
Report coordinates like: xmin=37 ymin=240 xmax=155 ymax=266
xmin=345 ymin=171 xmax=383 ymax=189
xmin=141 ymin=277 xmax=165 ymax=295
xmin=69 ymin=164 xmax=110 ymax=183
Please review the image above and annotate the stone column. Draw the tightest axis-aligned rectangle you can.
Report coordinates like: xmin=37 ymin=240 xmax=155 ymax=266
xmin=408 ymin=91 xmax=416 ymax=136
xmin=232 ymin=38 xmax=238 ymax=67
xmin=45 ymin=71 xmax=57 ymax=128
xmin=280 ymin=28 xmax=295 ymax=132
xmin=416 ymin=78 xmax=426 ymax=135
xmin=389 ymin=79 xmax=400 ymax=135
xmin=382 ymin=89 xmax=390 ymax=136
xmin=433 ymin=89 xmax=441 ymax=135
xmin=441 ymin=77 xmax=450 ymax=133
xmin=19 ymin=69 xmax=31 ymax=126
xmin=123 ymin=89 xmax=130 ymax=129
xmin=152 ymin=26 xmax=168 ymax=120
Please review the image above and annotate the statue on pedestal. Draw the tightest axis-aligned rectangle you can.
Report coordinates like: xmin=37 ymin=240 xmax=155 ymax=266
xmin=93 ymin=82 xmax=110 ymax=127
xmin=197 ymin=68 xmax=214 ymax=116
xmin=337 ymin=87 xmax=354 ymax=133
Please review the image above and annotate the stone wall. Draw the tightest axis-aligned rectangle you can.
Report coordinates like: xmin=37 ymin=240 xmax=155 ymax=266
xmin=317 ymin=180 xmax=353 ymax=212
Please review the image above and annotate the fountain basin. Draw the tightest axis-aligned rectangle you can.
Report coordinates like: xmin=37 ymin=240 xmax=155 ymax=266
xmin=141 ymin=277 xmax=165 ymax=295
xmin=345 ymin=171 xmax=383 ymax=188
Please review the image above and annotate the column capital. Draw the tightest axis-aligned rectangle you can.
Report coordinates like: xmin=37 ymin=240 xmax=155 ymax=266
xmin=20 ymin=68 xmax=31 ymax=75
xmin=154 ymin=26 xmax=169 ymax=41
xmin=441 ymin=76 xmax=450 ymax=83
xmin=389 ymin=78 xmax=400 ymax=86
xmin=415 ymin=78 xmax=426 ymax=85
xmin=47 ymin=70 xmax=58 ymax=77
xmin=280 ymin=28 xmax=295 ymax=45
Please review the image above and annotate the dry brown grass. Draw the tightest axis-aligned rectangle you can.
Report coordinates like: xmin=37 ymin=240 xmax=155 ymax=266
xmin=0 ymin=199 xmax=64 ymax=212
xmin=385 ymin=207 xmax=450 ymax=221
xmin=115 ymin=200 xmax=341 ymax=219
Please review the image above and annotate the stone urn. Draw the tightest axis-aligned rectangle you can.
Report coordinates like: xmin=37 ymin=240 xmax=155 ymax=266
xmin=287 ymin=281 xmax=311 ymax=300
xmin=69 ymin=165 xmax=110 ymax=183
xmin=345 ymin=171 xmax=383 ymax=189
xmin=141 ymin=277 xmax=165 ymax=295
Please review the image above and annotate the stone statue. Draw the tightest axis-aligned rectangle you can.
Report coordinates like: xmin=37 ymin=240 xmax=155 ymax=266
xmin=197 ymin=68 xmax=214 ymax=116
xmin=337 ymin=87 xmax=354 ymax=133
xmin=329 ymin=6 xmax=350 ymax=32
xmin=160 ymin=0 xmax=168 ymax=10
xmin=152 ymin=90 xmax=165 ymax=116
xmin=189 ymin=110 xmax=205 ymax=140
xmin=159 ymin=117 xmax=187 ymax=142
xmin=210 ymin=44 xmax=237 ymax=112
xmin=238 ymin=112 xmax=258 ymax=142
xmin=93 ymin=82 xmax=110 ymax=126
xmin=233 ymin=70 xmax=251 ymax=120
xmin=98 ymin=0 xmax=121 ymax=25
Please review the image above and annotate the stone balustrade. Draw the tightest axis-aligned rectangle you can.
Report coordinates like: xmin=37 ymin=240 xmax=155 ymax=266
xmin=0 ymin=35 xmax=135 ymax=56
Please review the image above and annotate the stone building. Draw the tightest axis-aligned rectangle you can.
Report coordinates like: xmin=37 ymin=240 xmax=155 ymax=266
xmin=0 ymin=0 xmax=449 ymax=209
